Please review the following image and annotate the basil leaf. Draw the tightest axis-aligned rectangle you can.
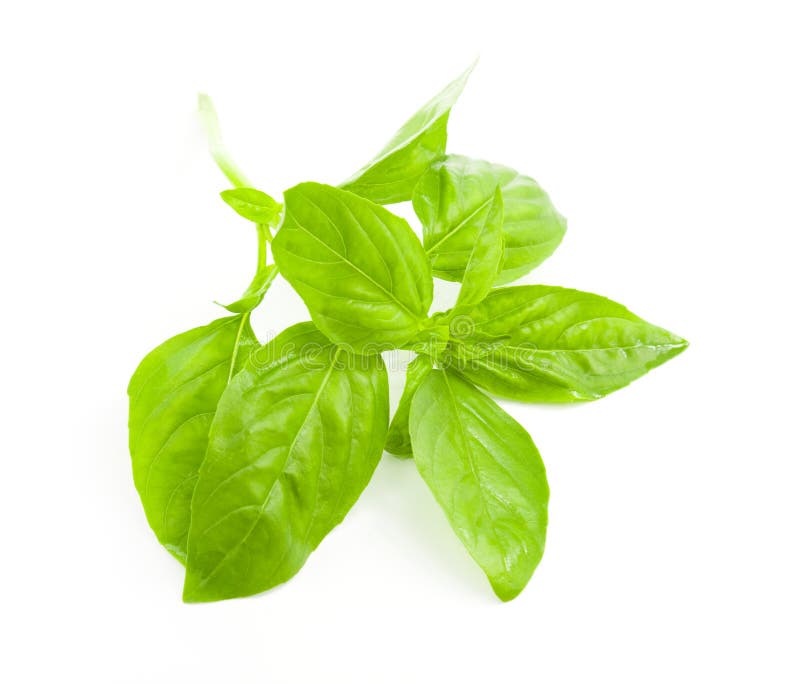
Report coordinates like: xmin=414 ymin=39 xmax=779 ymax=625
xmin=220 ymin=188 xmax=282 ymax=225
xmin=409 ymin=370 xmax=549 ymax=601
xmin=273 ymin=182 xmax=433 ymax=353
xmin=183 ymin=322 xmax=389 ymax=602
xmin=128 ymin=315 xmax=258 ymax=561
xmin=339 ymin=63 xmax=475 ymax=204
xmin=454 ymin=186 xmax=504 ymax=308
xmin=413 ymin=155 xmax=567 ymax=284
xmin=218 ymin=264 xmax=278 ymax=314
xmin=385 ymin=354 xmax=434 ymax=458
xmin=448 ymin=285 xmax=688 ymax=401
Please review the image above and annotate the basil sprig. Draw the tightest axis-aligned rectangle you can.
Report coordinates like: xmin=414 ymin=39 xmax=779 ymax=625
xmin=129 ymin=64 xmax=687 ymax=602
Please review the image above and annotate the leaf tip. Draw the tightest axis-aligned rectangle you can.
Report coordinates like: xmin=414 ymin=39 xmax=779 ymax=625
xmin=182 ymin=570 xmax=210 ymax=604
xmin=490 ymin=577 xmax=525 ymax=602
xmin=181 ymin=584 xmax=199 ymax=604
xmin=664 ymin=332 xmax=690 ymax=357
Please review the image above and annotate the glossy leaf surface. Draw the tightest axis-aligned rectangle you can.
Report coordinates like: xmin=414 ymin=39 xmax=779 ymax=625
xmin=409 ymin=370 xmax=549 ymax=601
xmin=340 ymin=63 xmax=474 ymax=204
xmin=454 ymin=186 xmax=504 ymax=308
xmin=183 ymin=323 xmax=389 ymax=602
xmin=413 ymin=155 xmax=566 ymax=284
xmin=273 ymin=182 xmax=432 ymax=352
xmin=449 ymin=285 xmax=688 ymax=401
xmin=221 ymin=188 xmax=282 ymax=225
xmin=128 ymin=315 xmax=258 ymax=561
xmin=385 ymin=354 xmax=434 ymax=457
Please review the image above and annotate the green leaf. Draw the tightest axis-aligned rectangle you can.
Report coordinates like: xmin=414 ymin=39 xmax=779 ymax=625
xmin=183 ymin=322 xmax=389 ymax=602
xmin=128 ymin=315 xmax=258 ymax=562
xmin=220 ymin=188 xmax=282 ymax=225
xmin=413 ymin=155 xmax=567 ymax=284
xmin=447 ymin=285 xmax=688 ymax=401
xmin=339 ymin=63 xmax=475 ymax=204
xmin=409 ymin=370 xmax=548 ymax=601
xmin=385 ymin=354 xmax=434 ymax=458
xmin=454 ymin=186 xmax=504 ymax=308
xmin=272 ymin=182 xmax=433 ymax=353
xmin=198 ymin=94 xmax=250 ymax=188
xmin=217 ymin=264 xmax=278 ymax=314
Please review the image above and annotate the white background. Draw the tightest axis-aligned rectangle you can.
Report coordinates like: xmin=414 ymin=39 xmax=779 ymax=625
xmin=2 ymin=1 xmax=798 ymax=682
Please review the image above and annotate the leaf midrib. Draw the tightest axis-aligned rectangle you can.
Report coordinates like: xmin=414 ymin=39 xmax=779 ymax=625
xmin=440 ymin=371 xmax=498 ymax=536
xmin=425 ymin=192 xmax=496 ymax=256
xmin=191 ymin=350 xmax=342 ymax=593
xmin=485 ymin=341 xmax=686 ymax=355
xmin=288 ymin=213 xmax=421 ymax=322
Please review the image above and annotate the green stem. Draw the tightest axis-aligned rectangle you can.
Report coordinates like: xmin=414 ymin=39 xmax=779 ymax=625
xmin=198 ymin=93 xmax=251 ymax=188
xmin=256 ymin=223 xmax=269 ymax=269
xmin=216 ymin=157 xmax=250 ymax=189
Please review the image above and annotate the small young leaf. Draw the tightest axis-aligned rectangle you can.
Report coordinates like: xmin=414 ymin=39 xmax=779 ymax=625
xmin=273 ymin=182 xmax=433 ymax=353
xmin=220 ymin=188 xmax=282 ymax=225
xmin=447 ymin=285 xmax=688 ymax=401
xmin=409 ymin=370 xmax=549 ymax=601
xmin=183 ymin=323 xmax=389 ymax=602
xmin=218 ymin=264 xmax=279 ymax=314
xmin=414 ymin=155 xmax=566 ymax=284
xmin=128 ymin=315 xmax=258 ymax=561
xmin=454 ymin=186 xmax=504 ymax=308
xmin=339 ymin=63 xmax=475 ymax=204
xmin=385 ymin=354 xmax=434 ymax=458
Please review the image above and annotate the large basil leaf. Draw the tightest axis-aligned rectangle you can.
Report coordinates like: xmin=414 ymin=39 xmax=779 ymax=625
xmin=413 ymin=155 xmax=567 ymax=284
xmin=448 ymin=285 xmax=688 ymax=401
xmin=273 ymin=182 xmax=433 ymax=353
xmin=183 ymin=322 xmax=389 ymax=602
xmin=385 ymin=354 xmax=434 ymax=458
xmin=339 ymin=63 xmax=474 ymax=204
xmin=409 ymin=370 xmax=549 ymax=601
xmin=128 ymin=315 xmax=258 ymax=561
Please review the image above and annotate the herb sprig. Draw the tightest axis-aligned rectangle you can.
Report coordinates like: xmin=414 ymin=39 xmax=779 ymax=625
xmin=129 ymin=65 xmax=687 ymax=602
